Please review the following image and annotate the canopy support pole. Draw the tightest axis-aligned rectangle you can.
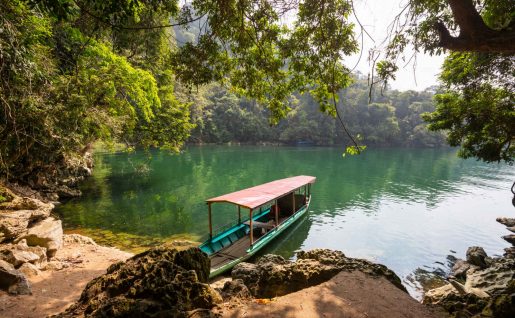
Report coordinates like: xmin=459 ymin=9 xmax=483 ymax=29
xmin=275 ymin=200 xmax=279 ymax=226
xmin=249 ymin=208 xmax=253 ymax=246
xmin=238 ymin=206 xmax=241 ymax=224
xmin=208 ymin=203 xmax=213 ymax=240
xmin=304 ymin=186 xmax=306 ymax=203
xmin=292 ymin=190 xmax=296 ymax=214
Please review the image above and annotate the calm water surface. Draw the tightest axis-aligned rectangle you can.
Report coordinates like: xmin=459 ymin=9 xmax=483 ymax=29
xmin=56 ymin=146 xmax=514 ymax=297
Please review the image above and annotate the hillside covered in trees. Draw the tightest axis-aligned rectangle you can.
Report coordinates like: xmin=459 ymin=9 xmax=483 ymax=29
xmin=184 ymin=79 xmax=446 ymax=147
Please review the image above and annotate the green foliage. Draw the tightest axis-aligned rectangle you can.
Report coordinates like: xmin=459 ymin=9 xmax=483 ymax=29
xmin=423 ymin=52 xmax=514 ymax=163
xmin=0 ymin=0 xmax=192 ymax=179
xmin=187 ymin=76 xmax=447 ymax=149
xmin=375 ymin=0 xmax=515 ymax=162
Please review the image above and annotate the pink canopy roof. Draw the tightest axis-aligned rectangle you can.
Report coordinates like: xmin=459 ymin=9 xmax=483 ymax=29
xmin=206 ymin=175 xmax=316 ymax=209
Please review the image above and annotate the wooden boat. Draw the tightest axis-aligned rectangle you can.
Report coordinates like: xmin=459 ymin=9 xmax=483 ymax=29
xmin=199 ymin=175 xmax=316 ymax=278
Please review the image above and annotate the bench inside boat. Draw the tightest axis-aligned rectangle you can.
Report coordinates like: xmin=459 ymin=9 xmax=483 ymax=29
xmin=201 ymin=191 xmax=309 ymax=271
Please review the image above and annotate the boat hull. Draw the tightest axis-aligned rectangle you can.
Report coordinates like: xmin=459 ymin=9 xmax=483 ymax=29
xmin=207 ymin=200 xmax=310 ymax=278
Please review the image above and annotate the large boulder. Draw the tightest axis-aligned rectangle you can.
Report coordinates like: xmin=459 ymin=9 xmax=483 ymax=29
xmin=232 ymin=249 xmax=406 ymax=298
xmin=53 ymin=247 xmax=222 ymax=318
xmin=0 ymin=259 xmax=31 ymax=295
xmin=466 ymin=246 xmax=488 ymax=269
xmin=20 ymin=217 xmax=63 ymax=258
xmin=0 ymin=193 xmax=54 ymax=243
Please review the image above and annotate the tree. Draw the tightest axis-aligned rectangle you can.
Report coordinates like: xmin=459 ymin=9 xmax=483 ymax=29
xmin=378 ymin=0 xmax=514 ymax=162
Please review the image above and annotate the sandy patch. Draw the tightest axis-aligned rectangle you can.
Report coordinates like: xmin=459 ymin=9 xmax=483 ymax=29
xmin=0 ymin=241 xmax=132 ymax=318
xmin=218 ymin=271 xmax=447 ymax=318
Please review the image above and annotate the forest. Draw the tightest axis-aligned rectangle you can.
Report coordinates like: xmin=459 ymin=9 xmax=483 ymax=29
xmin=185 ymin=79 xmax=446 ymax=147
xmin=0 ymin=0 xmax=513 ymax=183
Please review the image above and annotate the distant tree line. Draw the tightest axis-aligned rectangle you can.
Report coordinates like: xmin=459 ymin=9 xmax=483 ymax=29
xmin=184 ymin=76 xmax=447 ymax=148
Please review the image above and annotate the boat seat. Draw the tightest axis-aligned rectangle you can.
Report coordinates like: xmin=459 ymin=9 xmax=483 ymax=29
xmin=243 ymin=220 xmax=276 ymax=230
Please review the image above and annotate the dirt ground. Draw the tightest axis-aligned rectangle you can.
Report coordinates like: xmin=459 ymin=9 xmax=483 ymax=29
xmin=218 ymin=271 xmax=448 ymax=318
xmin=0 ymin=241 xmax=132 ymax=318
xmin=0 ymin=243 xmax=447 ymax=318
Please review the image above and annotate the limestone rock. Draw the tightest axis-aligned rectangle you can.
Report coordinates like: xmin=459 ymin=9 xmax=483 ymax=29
xmin=497 ymin=217 xmax=515 ymax=227
xmin=0 ymin=259 xmax=31 ymax=295
xmin=451 ymin=259 xmax=471 ymax=279
xmin=232 ymin=249 xmax=406 ymax=299
xmin=465 ymin=258 xmax=515 ymax=296
xmin=504 ymin=247 xmax=515 ymax=259
xmin=63 ymin=234 xmax=97 ymax=245
xmin=424 ymin=253 xmax=515 ymax=317
xmin=466 ymin=246 xmax=488 ymax=269
xmin=53 ymin=247 xmax=221 ymax=318
xmin=502 ymin=234 xmax=515 ymax=245
xmin=0 ymin=248 xmax=40 ymax=267
xmin=21 ymin=217 xmax=63 ymax=258
xmin=217 ymin=279 xmax=252 ymax=302
xmin=0 ymin=196 xmax=53 ymax=242
xmin=44 ymin=260 xmax=65 ymax=271
xmin=18 ymin=262 xmax=41 ymax=277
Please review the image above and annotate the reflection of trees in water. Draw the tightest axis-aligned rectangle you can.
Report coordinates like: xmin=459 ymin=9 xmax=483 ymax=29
xmin=256 ymin=213 xmax=312 ymax=260
xmin=57 ymin=146 xmax=511 ymax=247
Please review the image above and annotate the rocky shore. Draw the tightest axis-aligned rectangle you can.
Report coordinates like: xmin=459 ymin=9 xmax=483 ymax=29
xmin=423 ymin=218 xmax=515 ymax=317
xmin=1 ymin=181 xmax=514 ymax=317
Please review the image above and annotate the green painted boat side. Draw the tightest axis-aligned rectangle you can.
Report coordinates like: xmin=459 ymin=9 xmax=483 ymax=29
xmin=208 ymin=200 xmax=310 ymax=278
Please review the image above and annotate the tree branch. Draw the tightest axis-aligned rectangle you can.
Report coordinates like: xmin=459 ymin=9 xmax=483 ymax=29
xmin=435 ymin=0 xmax=515 ymax=53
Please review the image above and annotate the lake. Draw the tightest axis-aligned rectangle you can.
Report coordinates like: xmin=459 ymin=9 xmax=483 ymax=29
xmin=55 ymin=146 xmax=514 ymax=297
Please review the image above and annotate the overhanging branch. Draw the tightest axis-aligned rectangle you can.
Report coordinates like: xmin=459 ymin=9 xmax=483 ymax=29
xmin=435 ymin=0 xmax=515 ymax=53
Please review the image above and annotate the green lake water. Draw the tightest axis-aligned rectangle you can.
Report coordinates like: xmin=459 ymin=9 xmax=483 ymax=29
xmin=55 ymin=146 xmax=514 ymax=297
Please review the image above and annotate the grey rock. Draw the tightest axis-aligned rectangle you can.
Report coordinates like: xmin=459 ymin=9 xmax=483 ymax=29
xmin=0 ymin=259 xmax=31 ymax=295
xmin=424 ymin=252 xmax=515 ymax=317
xmin=502 ymin=234 xmax=515 ymax=245
xmin=451 ymin=259 xmax=471 ymax=279
xmin=21 ymin=217 xmax=63 ymax=258
xmin=217 ymin=279 xmax=252 ymax=302
xmin=466 ymin=246 xmax=488 ymax=269
xmin=504 ymin=247 xmax=515 ymax=259
xmin=232 ymin=249 xmax=406 ymax=298
xmin=496 ymin=217 xmax=515 ymax=227
xmin=465 ymin=257 xmax=515 ymax=296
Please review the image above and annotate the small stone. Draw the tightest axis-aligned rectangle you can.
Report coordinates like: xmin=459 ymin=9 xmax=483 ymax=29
xmin=44 ymin=261 xmax=64 ymax=271
xmin=496 ymin=217 xmax=515 ymax=227
xmin=18 ymin=262 xmax=40 ymax=277
xmin=0 ymin=259 xmax=31 ymax=295
xmin=17 ymin=239 xmax=28 ymax=249
xmin=466 ymin=246 xmax=488 ymax=269
xmin=63 ymin=234 xmax=96 ymax=245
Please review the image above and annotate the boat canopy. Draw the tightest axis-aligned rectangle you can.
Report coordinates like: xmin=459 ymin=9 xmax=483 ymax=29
xmin=206 ymin=175 xmax=316 ymax=209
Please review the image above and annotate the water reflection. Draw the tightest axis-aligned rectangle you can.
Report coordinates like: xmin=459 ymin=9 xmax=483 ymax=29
xmin=55 ymin=146 xmax=514 ymax=297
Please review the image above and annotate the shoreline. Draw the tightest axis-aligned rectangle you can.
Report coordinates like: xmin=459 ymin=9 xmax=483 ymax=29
xmin=1 ymin=180 xmax=513 ymax=317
